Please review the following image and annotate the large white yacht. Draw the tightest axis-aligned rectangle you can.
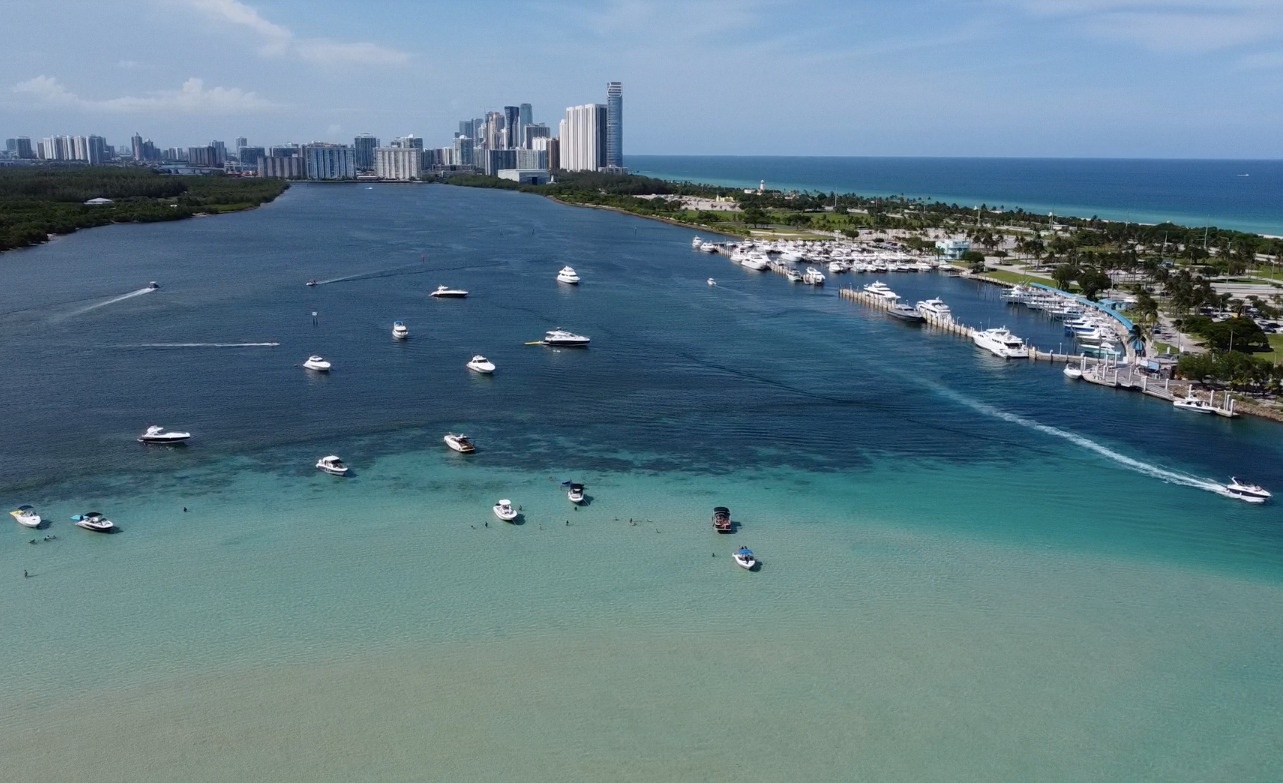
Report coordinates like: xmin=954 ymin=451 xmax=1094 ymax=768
xmin=863 ymin=281 xmax=899 ymax=301
xmin=430 ymin=285 xmax=469 ymax=298
xmin=557 ymin=266 xmax=581 ymax=285
xmin=738 ymin=253 xmax=771 ymax=271
xmin=915 ymin=298 xmax=953 ymax=321
xmin=802 ymin=267 xmax=825 ymax=286
xmin=10 ymin=504 xmax=41 ymax=528
xmin=303 ymin=355 xmax=331 ymax=372
xmin=971 ymin=327 xmax=1030 ymax=359
xmin=466 ymin=355 xmax=496 ymax=374
xmin=541 ymin=329 xmax=590 ymax=347
xmin=137 ymin=425 xmax=191 ymax=445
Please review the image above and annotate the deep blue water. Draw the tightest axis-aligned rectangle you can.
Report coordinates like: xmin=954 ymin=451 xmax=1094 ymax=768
xmin=629 ymin=156 xmax=1283 ymax=236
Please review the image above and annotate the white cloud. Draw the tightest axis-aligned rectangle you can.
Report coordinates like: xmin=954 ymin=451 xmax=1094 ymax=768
xmin=117 ymin=59 xmax=145 ymax=70
xmin=12 ymin=75 xmax=275 ymax=114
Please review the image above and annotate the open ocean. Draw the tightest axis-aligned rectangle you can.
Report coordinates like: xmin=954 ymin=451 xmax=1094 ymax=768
xmin=630 ymin=155 xmax=1283 ymax=237
xmin=2 ymin=183 xmax=1282 ymax=782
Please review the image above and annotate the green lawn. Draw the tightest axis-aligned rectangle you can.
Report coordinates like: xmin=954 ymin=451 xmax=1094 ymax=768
xmin=979 ymin=268 xmax=1057 ymax=287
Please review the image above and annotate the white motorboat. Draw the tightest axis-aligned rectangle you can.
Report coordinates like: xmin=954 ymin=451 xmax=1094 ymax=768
xmin=137 ymin=425 xmax=191 ymax=445
xmin=707 ymin=278 xmax=716 ymax=286
xmin=1225 ymin=477 xmax=1271 ymax=503
xmin=556 ymin=266 xmax=581 ymax=285
xmin=738 ymin=253 xmax=771 ymax=271
xmin=915 ymin=298 xmax=952 ymax=321
xmin=443 ymin=433 xmax=476 ymax=453
xmin=785 ymin=269 xmax=803 ymax=283
xmin=392 ymin=320 xmax=409 ymax=340
xmin=732 ymin=546 xmax=757 ymax=570
xmin=971 ymin=327 xmax=1030 ymax=359
xmin=71 ymin=511 xmax=115 ymax=533
xmin=316 ymin=455 xmax=349 ymax=476
xmin=466 ymin=355 xmax=495 ymax=374
xmin=564 ymin=482 xmax=586 ymax=504
xmin=541 ymin=329 xmax=590 ymax=347
xmin=863 ymin=280 xmax=899 ymax=301
xmin=10 ymin=504 xmax=41 ymax=528
xmin=430 ymin=285 xmax=469 ymax=298
xmin=148 ymin=281 xmax=160 ymax=290
xmin=1173 ymin=393 xmax=1214 ymax=414
xmin=802 ymin=267 xmax=825 ymax=286
xmin=1063 ymin=364 xmax=1083 ymax=379
xmin=692 ymin=236 xmax=703 ymax=248
xmin=827 ymin=260 xmax=850 ymax=274
xmin=493 ymin=499 xmax=518 ymax=522
xmin=303 ymin=355 xmax=331 ymax=371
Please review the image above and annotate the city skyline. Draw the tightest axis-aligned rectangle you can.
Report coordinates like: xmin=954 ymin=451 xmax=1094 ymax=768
xmin=2 ymin=1 xmax=1282 ymax=159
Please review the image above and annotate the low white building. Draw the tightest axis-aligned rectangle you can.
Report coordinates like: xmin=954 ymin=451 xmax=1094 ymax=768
xmin=935 ymin=238 xmax=971 ymax=259
xmin=497 ymin=169 xmax=550 ymax=185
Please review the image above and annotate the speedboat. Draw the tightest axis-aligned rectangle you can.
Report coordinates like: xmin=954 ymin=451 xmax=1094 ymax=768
xmin=916 ymin=298 xmax=952 ymax=321
xmin=971 ymin=327 xmax=1030 ymax=359
xmin=707 ymin=278 xmax=716 ymax=286
xmin=887 ymin=303 xmax=925 ymax=323
xmin=72 ymin=511 xmax=115 ymax=533
xmin=557 ymin=266 xmax=581 ymax=285
xmin=303 ymin=355 xmax=331 ymax=371
xmin=1173 ymin=393 xmax=1214 ymax=414
xmin=493 ymin=499 xmax=518 ymax=522
xmin=1063 ymin=364 xmax=1083 ymax=380
xmin=392 ymin=320 xmax=409 ymax=340
xmin=430 ymin=285 xmax=468 ymax=298
xmin=148 ymin=281 xmax=160 ymax=290
xmin=712 ymin=506 xmax=733 ymax=534
xmin=732 ymin=546 xmax=757 ymax=570
xmin=443 ymin=433 xmax=476 ymax=453
xmin=1225 ymin=477 xmax=1271 ymax=503
xmin=138 ymin=425 xmax=191 ymax=445
xmin=466 ymin=355 xmax=495 ymax=374
xmin=564 ymin=482 xmax=586 ymax=504
xmin=316 ymin=455 xmax=349 ymax=476
xmin=306 ymin=279 xmax=317 ymax=287
xmin=785 ymin=269 xmax=803 ymax=283
xmin=541 ymin=329 xmax=590 ymax=347
xmin=10 ymin=505 xmax=41 ymax=528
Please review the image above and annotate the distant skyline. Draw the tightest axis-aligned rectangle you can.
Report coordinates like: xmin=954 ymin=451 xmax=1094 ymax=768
xmin=2 ymin=0 xmax=1281 ymax=158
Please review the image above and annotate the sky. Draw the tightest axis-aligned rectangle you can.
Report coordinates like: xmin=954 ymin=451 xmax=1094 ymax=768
xmin=1 ymin=0 xmax=1281 ymax=158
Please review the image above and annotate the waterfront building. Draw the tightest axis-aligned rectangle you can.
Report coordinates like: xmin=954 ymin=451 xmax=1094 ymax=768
xmin=497 ymin=168 xmax=550 ymax=185
xmin=374 ymin=146 xmax=422 ymax=181
xmin=483 ymin=112 xmax=505 ymax=151
xmin=258 ymin=155 xmax=306 ymax=179
xmin=302 ymin=143 xmax=356 ymax=180
xmin=606 ymin=81 xmax=623 ymax=169
xmin=270 ymin=144 xmax=300 ymax=158
xmin=188 ymin=145 xmax=219 ymax=168
xmin=210 ymin=141 xmax=227 ymax=166
xmin=547 ymin=137 xmax=559 ymax=171
xmin=86 ymin=135 xmax=108 ymax=165
xmin=935 ymin=239 xmax=971 ymax=260
xmin=353 ymin=134 xmax=379 ymax=170
xmin=561 ymin=103 xmax=607 ymax=171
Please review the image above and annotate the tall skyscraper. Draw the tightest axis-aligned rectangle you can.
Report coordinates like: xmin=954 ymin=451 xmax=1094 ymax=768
xmin=354 ymin=134 xmax=379 ymax=170
xmin=606 ymin=82 xmax=623 ymax=169
xmin=503 ymin=106 xmax=520 ymax=148
xmin=131 ymin=133 xmax=144 ymax=161
xmin=15 ymin=136 xmax=34 ymax=159
xmin=561 ymin=104 xmax=607 ymax=172
xmin=234 ymin=136 xmax=248 ymax=150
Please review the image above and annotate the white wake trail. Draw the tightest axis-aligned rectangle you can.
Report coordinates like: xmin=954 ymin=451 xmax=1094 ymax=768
xmin=55 ymin=287 xmax=155 ymax=321
xmin=128 ymin=342 xmax=281 ymax=348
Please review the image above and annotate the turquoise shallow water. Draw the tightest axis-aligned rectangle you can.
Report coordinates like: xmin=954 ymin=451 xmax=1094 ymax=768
xmin=2 ymin=184 xmax=1282 ymax=781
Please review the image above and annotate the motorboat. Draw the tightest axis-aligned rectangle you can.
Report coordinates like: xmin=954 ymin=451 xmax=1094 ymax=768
xmin=863 ymin=280 xmax=898 ymax=301
xmin=802 ymin=267 xmax=825 ymax=286
xmin=306 ymin=279 xmax=318 ymax=287
xmin=556 ymin=266 xmax=581 ymax=285
xmin=316 ymin=455 xmax=349 ymax=476
xmin=9 ymin=504 xmax=41 ymax=528
xmin=738 ymin=253 xmax=771 ymax=271
xmin=1063 ymin=364 xmax=1083 ymax=380
xmin=887 ymin=303 xmax=925 ymax=323
xmin=707 ymin=278 xmax=716 ymax=286
xmin=915 ymin=298 xmax=952 ymax=321
xmin=71 ymin=512 xmax=115 ymax=533
xmin=392 ymin=320 xmax=409 ymax=340
xmin=430 ymin=285 xmax=469 ymax=298
xmin=1173 ymin=393 xmax=1214 ymax=414
xmin=732 ymin=546 xmax=757 ymax=570
xmin=971 ymin=327 xmax=1030 ymax=359
xmin=493 ymin=499 xmax=518 ymax=522
xmin=1225 ymin=477 xmax=1271 ymax=503
xmin=541 ymin=329 xmax=590 ymax=347
xmin=712 ymin=506 xmax=734 ymax=534
xmin=443 ymin=433 xmax=476 ymax=453
xmin=148 ymin=281 xmax=160 ymax=290
xmin=564 ymin=482 xmax=586 ymax=504
xmin=692 ymin=236 xmax=703 ymax=248
xmin=303 ymin=355 xmax=331 ymax=371
xmin=137 ymin=425 xmax=192 ymax=445
xmin=466 ymin=355 xmax=495 ymax=374
xmin=785 ymin=269 xmax=803 ymax=283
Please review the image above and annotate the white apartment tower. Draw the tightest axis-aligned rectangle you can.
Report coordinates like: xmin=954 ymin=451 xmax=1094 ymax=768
xmin=561 ymin=104 xmax=607 ymax=172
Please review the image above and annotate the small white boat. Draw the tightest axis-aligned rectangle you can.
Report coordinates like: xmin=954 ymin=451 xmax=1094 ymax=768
xmin=443 ymin=433 xmax=476 ymax=453
xmin=430 ymin=285 xmax=469 ymax=298
xmin=556 ymin=266 xmax=581 ymax=285
xmin=10 ymin=504 xmax=41 ymax=528
xmin=306 ymin=279 xmax=318 ymax=287
xmin=71 ymin=511 xmax=115 ymax=533
xmin=493 ymin=499 xmax=518 ymax=522
xmin=1063 ymin=364 xmax=1083 ymax=380
xmin=707 ymin=278 xmax=716 ymax=286
xmin=1225 ymin=477 xmax=1271 ymax=503
xmin=732 ymin=546 xmax=757 ymax=570
xmin=1173 ymin=393 xmax=1214 ymax=414
xmin=303 ymin=355 xmax=331 ymax=372
xmin=785 ymin=269 xmax=803 ymax=283
xmin=564 ymin=482 xmax=585 ymax=504
xmin=392 ymin=320 xmax=409 ymax=340
xmin=541 ymin=329 xmax=590 ymax=347
xmin=137 ymin=425 xmax=191 ymax=445
xmin=316 ymin=455 xmax=349 ymax=476
xmin=466 ymin=355 xmax=495 ymax=374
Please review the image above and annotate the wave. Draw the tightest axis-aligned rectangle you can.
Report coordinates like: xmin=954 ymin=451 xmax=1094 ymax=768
xmin=53 ymin=287 xmax=155 ymax=321
xmin=314 ymin=263 xmax=425 ymax=285
xmin=125 ymin=342 xmax=281 ymax=348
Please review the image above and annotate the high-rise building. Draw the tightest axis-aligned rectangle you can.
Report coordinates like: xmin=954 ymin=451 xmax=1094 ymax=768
xmin=547 ymin=137 xmax=559 ymax=172
xmin=483 ymin=148 xmax=517 ymax=176
xmin=520 ymin=103 xmax=533 ymax=128
xmin=234 ymin=136 xmax=247 ymax=150
xmin=452 ymin=135 xmax=474 ymax=167
xmin=238 ymin=147 xmax=266 ymax=167
xmin=354 ymin=134 xmax=379 ymax=170
xmin=522 ymin=123 xmax=549 ymax=148
xmin=606 ymin=82 xmax=623 ymax=169
xmin=86 ymin=135 xmax=108 ymax=165
xmin=302 ymin=143 xmax=356 ymax=180
xmin=561 ymin=103 xmax=607 ymax=172
xmin=503 ymin=106 xmax=520 ymax=148
xmin=210 ymin=141 xmax=227 ymax=166
xmin=374 ymin=146 xmax=422 ymax=181
xmin=131 ymin=133 xmax=144 ymax=161
xmin=259 ymin=156 xmax=306 ymax=179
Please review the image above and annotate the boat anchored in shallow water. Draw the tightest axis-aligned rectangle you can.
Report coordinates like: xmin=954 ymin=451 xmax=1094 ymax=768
xmin=316 ymin=455 xmax=349 ymax=476
xmin=1225 ymin=477 xmax=1271 ymax=503
xmin=72 ymin=511 xmax=116 ymax=533
xmin=564 ymin=481 xmax=586 ymax=504
xmin=712 ymin=506 xmax=734 ymax=534
xmin=493 ymin=499 xmax=518 ymax=522
xmin=10 ymin=504 xmax=41 ymax=528
xmin=138 ymin=425 xmax=191 ymax=445
xmin=443 ymin=433 xmax=476 ymax=453
xmin=732 ymin=546 xmax=757 ymax=570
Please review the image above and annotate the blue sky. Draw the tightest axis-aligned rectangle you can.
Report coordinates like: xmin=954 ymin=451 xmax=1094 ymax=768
xmin=2 ymin=0 xmax=1281 ymax=158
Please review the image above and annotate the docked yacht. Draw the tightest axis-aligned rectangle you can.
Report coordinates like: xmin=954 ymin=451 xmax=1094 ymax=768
xmin=72 ymin=512 xmax=115 ymax=533
xmin=887 ymin=302 xmax=925 ymax=323
xmin=802 ymin=267 xmax=825 ymax=286
xmin=564 ymin=482 xmax=586 ymax=504
xmin=443 ymin=433 xmax=476 ymax=453
xmin=316 ymin=455 xmax=349 ymax=476
xmin=971 ymin=327 xmax=1030 ymax=359
xmin=466 ymin=355 xmax=496 ymax=374
xmin=493 ymin=499 xmax=518 ymax=522
xmin=557 ymin=266 xmax=581 ymax=285
xmin=915 ymin=298 xmax=952 ymax=321
xmin=138 ymin=425 xmax=191 ymax=445
xmin=712 ymin=506 xmax=734 ymax=534
xmin=303 ymin=355 xmax=331 ymax=372
xmin=541 ymin=329 xmax=590 ymax=347
xmin=863 ymin=281 xmax=899 ymax=301
xmin=1225 ymin=477 xmax=1271 ymax=503
xmin=732 ymin=546 xmax=757 ymax=570
xmin=827 ymin=260 xmax=851 ymax=274
xmin=392 ymin=320 xmax=409 ymax=340
xmin=9 ymin=504 xmax=41 ymax=528
xmin=430 ymin=285 xmax=469 ymax=298
xmin=1173 ymin=393 xmax=1214 ymax=414
xmin=785 ymin=269 xmax=803 ymax=283
xmin=738 ymin=253 xmax=771 ymax=271
xmin=1063 ymin=363 xmax=1083 ymax=380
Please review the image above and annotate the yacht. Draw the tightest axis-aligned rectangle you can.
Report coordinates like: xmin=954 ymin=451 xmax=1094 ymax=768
xmin=732 ymin=546 xmax=758 ymax=570
xmin=1225 ymin=478 xmax=1271 ymax=504
xmin=303 ymin=355 xmax=331 ymax=372
xmin=443 ymin=433 xmax=476 ymax=453
xmin=692 ymin=236 xmax=703 ymax=248
xmin=392 ymin=320 xmax=409 ymax=340
xmin=827 ymin=260 xmax=850 ymax=274
xmin=1172 ymin=393 xmax=1214 ymax=414
xmin=137 ymin=425 xmax=192 ymax=445
xmin=564 ymin=482 xmax=586 ymax=504
xmin=862 ymin=281 xmax=899 ymax=301
xmin=541 ymin=329 xmax=590 ymax=347
xmin=466 ymin=355 xmax=496 ymax=374
xmin=802 ymin=267 xmax=825 ymax=286
xmin=9 ymin=504 xmax=41 ymax=528
xmin=556 ymin=266 xmax=581 ymax=285
xmin=316 ymin=455 xmax=349 ymax=476
xmin=915 ymin=298 xmax=952 ymax=321
xmin=887 ymin=302 xmax=925 ymax=323
xmin=493 ymin=499 xmax=518 ymax=522
xmin=971 ymin=327 xmax=1030 ymax=359
xmin=72 ymin=511 xmax=116 ymax=533
xmin=430 ymin=285 xmax=469 ymax=298
xmin=712 ymin=506 xmax=734 ymax=534
xmin=738 ymin=253 xmax=771 ymax=271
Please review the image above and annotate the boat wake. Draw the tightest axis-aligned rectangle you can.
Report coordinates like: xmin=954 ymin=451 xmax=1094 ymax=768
xmin=314 ymin=263 xmax=425 ymax=285
xmin=125 ymin=342 xmax=281 ymax=348
xmin=54 ymin=287 xmax=155 ymax=321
